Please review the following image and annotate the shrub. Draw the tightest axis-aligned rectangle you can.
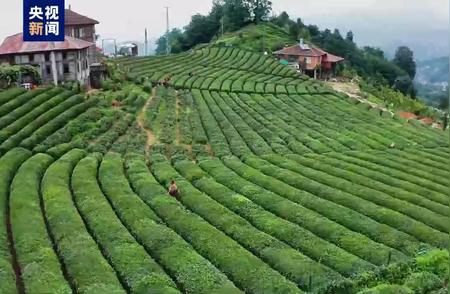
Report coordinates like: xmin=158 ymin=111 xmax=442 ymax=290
xmin=0 ymin=148 xmax=31 ymax=294
xmin=41 ymin=149 xmax=125 ymax=293
xmin=10 ymin=154 xmax=71 ymax=293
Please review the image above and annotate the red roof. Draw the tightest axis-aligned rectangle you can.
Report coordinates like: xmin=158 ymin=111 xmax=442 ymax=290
xmin=65 ymin=9 xmax=99 ymax=26
xmin=274 ymin=44 xmax=344 ymax=63
xmin=419 ymin=117 xmax=434 ymax=125
xmin=274 ymin=45 xmax=325 ymax=57
xmin=398 ymin=112 xmax=418 ymax=120
xmin=0 ymin=33 xmax=93 ymax=55
xmin=323 ymin=53 xmax=345 ymax=63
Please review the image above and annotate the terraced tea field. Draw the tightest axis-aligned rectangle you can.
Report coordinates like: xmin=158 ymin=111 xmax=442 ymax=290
xmin=0 ymin=47 xmax=448 ymax=294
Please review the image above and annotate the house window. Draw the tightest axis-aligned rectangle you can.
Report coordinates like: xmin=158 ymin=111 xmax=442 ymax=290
xmin=78 ymin=28 xmax=84 ymax=38
xmin=29 ymin=54 xmax=34 ymax=62
xmin=305 ymin=57 xmax=311 ymax=64
xmin=71 ymin=28 xmax=75 ymax=37
xmin=63 ymin=63 xmax=70 ymax=74
xmin=45 ymin=53 xmax=50 ymax=62
xmin=46 ymin=65 xmax=51 ymax=75
xmin=62 ymin=51 xmax=67 ymax=60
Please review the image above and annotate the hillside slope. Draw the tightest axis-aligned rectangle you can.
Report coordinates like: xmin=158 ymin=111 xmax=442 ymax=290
xmin=0 ymin=47 xmax=447 ymax=294
xmin=212 ymin=22 xmax=294 ymax=52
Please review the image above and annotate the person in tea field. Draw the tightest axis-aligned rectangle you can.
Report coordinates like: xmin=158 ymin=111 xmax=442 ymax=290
xmin=168 ymin=180 xmax=180 ymax=198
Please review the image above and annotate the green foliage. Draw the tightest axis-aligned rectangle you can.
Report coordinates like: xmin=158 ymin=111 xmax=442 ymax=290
xmin=215 ymin=23 xmax=292 ymax=52
xmin=404 ymin=272 xmax=442 ymax=294
xmin=10 ymin=154 xmax=71 ymax=293
xmin=0 ymin=87 xmax=26 ymax=105
xmin=41 ymin=149 xmax=125 ymax=293
xmin=0 ymin=148 xmax=31 ymax=294
xmin=0 ymin=65 xmax=41 ymax=88
xmin=100 ymin=153 xmax=239 ymax=294
xmin=393 ymin=46 xmax=416 ymax=79
xmin=126 ymin=156 xmax=301 ymax=294
xmin=415 ymin=250 xmax=449 ymax=280
xmin=72 ymin=155 xmax=179 ymax=293
xmin=358 ymin=284 xmax=413 ymax=294
xmin=360 ymin=82 xmax=436 ymax=116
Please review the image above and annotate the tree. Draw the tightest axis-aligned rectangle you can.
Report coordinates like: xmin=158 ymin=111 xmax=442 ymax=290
xmin=182 ymin=14 xmax=218 ymax=49
xmin=346 ymin=31 xmax=354 ymax=43
xmin=393 ymin=75 xmax=416 ymax=98
xmin=245 ymin=0 xmax=272 ymax=23
xmin=288 ymin=22 xmax=300 ymax=40
xmin=273 ymin=11 xmax=290 ymax=28
xmin=155 ymin=29 xmax=184 ymax=55
xmin=223 ymin=0 xmax=250 ymax=31
xmin=393 ymin=46 xmax=416 ymax=79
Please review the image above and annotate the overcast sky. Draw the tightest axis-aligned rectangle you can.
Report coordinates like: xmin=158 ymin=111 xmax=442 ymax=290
xmin=1 ymin=0 xmax=448 ymax=59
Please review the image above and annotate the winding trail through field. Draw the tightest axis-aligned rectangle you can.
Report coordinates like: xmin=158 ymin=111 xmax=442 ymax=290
xmin=137 ymin=88 xmax=158 ymax=153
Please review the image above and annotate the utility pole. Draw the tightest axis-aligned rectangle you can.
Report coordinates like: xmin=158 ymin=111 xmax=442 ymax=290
xmin=145 ymin=28 xmax=148 ymax=56
xmin=221 ymin=16 xmax=224 ymax=37
xmin=165 ymin=6 xmax=170 ymax=55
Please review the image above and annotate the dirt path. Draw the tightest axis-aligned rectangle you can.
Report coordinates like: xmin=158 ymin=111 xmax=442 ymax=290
xmin=326 ymin=81 xmax=391 ymax=113
xmin=137 ymin=88 xmax=159 ymax=153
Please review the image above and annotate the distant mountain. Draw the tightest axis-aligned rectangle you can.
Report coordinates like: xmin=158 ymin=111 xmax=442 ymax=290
xmin=415 ymin=56 xmax=448 ymax=107
xmin=416 ymin=56 xmax=449 ymax=85
xmin=382 ymin=30 xmax=449 ymax=61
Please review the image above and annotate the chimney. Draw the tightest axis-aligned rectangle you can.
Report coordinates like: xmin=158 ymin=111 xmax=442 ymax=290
xmin=69 ymin=4 xmax=71 ymax=10
xmin=299 ymin=38 xmax=304 ymax=48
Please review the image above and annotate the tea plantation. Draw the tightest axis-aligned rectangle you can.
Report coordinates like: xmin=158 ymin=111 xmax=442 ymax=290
xmin=0 ymin=47 xmax=448 ymax=294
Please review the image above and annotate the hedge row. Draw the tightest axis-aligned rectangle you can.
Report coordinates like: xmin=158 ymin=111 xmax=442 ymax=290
xmin=19 ymin=97 xmax=99 ymax=150
xmin=155 ymin=158 xmax=343 ymax=291
xmin=210 ymin=91 xmax=272 ymax=155
xmin=199 ymin=157 xmax=411 ymax=265
xmin=158 ymin=88 xmax=177 ymax=144
xmin=295 ymin=153 xmax=448 ymax=208
xmin=10 ymin=154 xmax=71 ymax=293
xmin=228 ymin=93 xmax=298 ymax=153
xmin=143 ymin=86 xmax=163 ymax=131
xmin=71 ymin=154 xmax=179 ymax=293
xmin=220 ymin=156 xmax=425 ymax=256
xmin=222 ymin=92 xmax=290 ymax=154
xmin=191 ymin=89 xmax=230 ymax=157
xmin=41 ymin=149 xmax=125 ymax=293
xmin=0 ymin=148 xmax=31 ymax=294
xmin=294 ymin=94 xmax=411 ymax=148
xmin=0 ymin=88 xmax=50 ymax=118
xmin=125 ymin=155 xmax=302 ymax=294
xmin=269 ymin=154 xmax=449 ymax=218
xmin=99 ymin=153 xmax=240 ymax=294
xmin=0 ymin=87 xmax=26 ymax=106
xmin=393 ymin=149 xmax=447 ymax=170
xmin=239 ymin=93 xmax=325 ymax=154
xmin=242 ymin=155 xmax=448 ymax=248
xmin=264 ymin=94 xmax=380 ymax=152
xmin=87 ymin=112 xmax=133 ymax=154
xmin=278 ymin=94 xmax=393 ymax=149
xmin=123 ymin=47 xmax=319 ymax=95
xmin=0 ymin=94 xmax=84 ymax=151
xmin=0 ymin=88 xmax=68 ymax=131
xmin=201 ymin=90 xmax=251 ymax=157
xmin=0 ymin=91 xmax=74 ymax=144
xmin=184 ymin=92 xmax=208 ymax=144
xmin=177 ymin=92 xmax=193 ymax=145
xmin=332 ymin=152 xmax=448 ymax=191
xmin=174 ymin=160 xmax=372 ymax=284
